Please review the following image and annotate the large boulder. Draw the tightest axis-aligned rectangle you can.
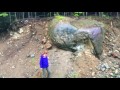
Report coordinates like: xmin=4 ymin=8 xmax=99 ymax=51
xmin=48 ymin=16 xmax=105 ymax=58
xmin=49 ymin=22 xmax=77 ymax=50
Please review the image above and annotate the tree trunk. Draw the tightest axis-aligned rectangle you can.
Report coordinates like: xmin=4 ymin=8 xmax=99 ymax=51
xmin=117 ymin=12 xmax=119 ymax=19
xmin=63 ymin=12 xmax=65 ymax=16
xmin=9 ymin=12 xmax=11 ymax=24
xmin=49 ymin=12 xmax=51 ymax=17
xmin=28 ymin=12 xmax=30 ymax=18
xmin=101 ymin=12 xmax=104 ymax=17
xmin=83 ymin=12 xmax=85 ymax=17
xmin=98 ymin=12 xmax=101 ymax=17
xmin=95 ymin=12 xmax=97 ymax=16
xmin=14 ymin=12 xmax=17 ymax=21
xmin=35 ymin=12 xmax=37 ymax=19
xmin=99 ymin=12 xmax=103 ymax=17
xmin=23 ymin=12 xmax=24 ymax=20
xmin=109 ymin=12 xmax=112 ymax=16
xmin=85 ymin=12 xmax=88 ymax=17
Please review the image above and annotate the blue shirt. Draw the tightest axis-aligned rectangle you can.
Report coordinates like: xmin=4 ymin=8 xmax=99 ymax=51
xmin=39 ymin=55 xmax=49 ymax=68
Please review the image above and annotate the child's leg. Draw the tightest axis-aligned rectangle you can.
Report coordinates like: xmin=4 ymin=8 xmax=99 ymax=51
xmin=42 ymin=68 xmax=46 ymax=78
xmin=46 ymin=68 xmax=50 ymax=78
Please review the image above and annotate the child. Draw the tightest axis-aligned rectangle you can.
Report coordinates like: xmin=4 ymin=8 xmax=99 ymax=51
xmin=39 ymin=50 xmax=50 ymax=78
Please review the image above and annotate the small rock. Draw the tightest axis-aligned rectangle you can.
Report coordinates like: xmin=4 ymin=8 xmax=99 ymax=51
xmin=32 ymin=32 xmax=36 ymax=35
xmin=10 ymin=32 xmax=14 ymax=36
xmin=45 ymin=42 xmax=52 ymax=50
xmin=11 ymin=65 xmax=15 ymax=69
xmin=114 ymin=65 xmax=119 ymax=68
xmin=54 ymin=48 xmax=58 ymax=52
xmin=115 ymin=69 xmax=118 ymax=74
xmin=111 ymin=74 xmax=117 ymax=78
xmin=27 ymin=54 xmax=30 ymax=58
xmin=2 ymin=76 xmax=5 ymax=78
xmin=29 ymin=25 xmax=31 ymax=27
xmin=104 ymin=63 xmax=110 ymax=69
xmin=6 ymin=42 xmax=9 ymax=44
xmin=111 ymin=67 xmax=116 ymax=71
xmin=92 ymin=72 xmax=95 ymax=76
xmin=101 ymin=67 xmax=106 ymax=71
xmin=103 ymin=52 xmax=107 ymax=56
xmin=41 ymin=45 xmax=44 ymax=49
xmin=34 ymin=37 xmax=39 ymax=42
xmin=25 ymin=20 xmax=28 ymax=23
xmin=41 ymin=37 xmax=47 ymax=44
xmin=18 ymin=28 xmax=24 ymax=34
xmin=45 ymin=28 xmax=48 ymax=31
xmin=109 ymin=73 xmax=114 ymax=76
xmin=90 ymin=68 xmax=93 ymax=71
xmin=109 ymin=61 xmax=112 ymax=64
xmin=30 ymin=54 xmax=35 ymax=58
xmin=114 ymin=50 xmax=119 ymax=53
xmin=100 ymin=64 xmax=108 ymax=71
xmin=111 ymin=50 xmax=120 ymax=58
xmin=105 ymin=75 xmax=109 ymax=78
xmin=108 ymin=51 xmax=112 ymax=54
xmin=43 ymin=21 xmax=46 ymax=24
xmin=12 ymin=32 xmax=20 ymax=39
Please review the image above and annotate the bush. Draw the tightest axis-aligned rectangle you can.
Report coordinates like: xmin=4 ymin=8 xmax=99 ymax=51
xmin=73 ymin=12 xmax=84 ymax=17
xmin=0 ymin=12 xmax=8 ymax=17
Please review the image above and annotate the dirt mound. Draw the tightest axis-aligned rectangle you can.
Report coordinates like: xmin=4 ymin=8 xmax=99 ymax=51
xmin=73 ymin=49 xmax=100 ymax=78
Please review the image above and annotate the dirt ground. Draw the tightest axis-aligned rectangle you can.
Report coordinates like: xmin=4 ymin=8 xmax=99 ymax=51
xmin=0 ymin=17 xmax=120 ymax=78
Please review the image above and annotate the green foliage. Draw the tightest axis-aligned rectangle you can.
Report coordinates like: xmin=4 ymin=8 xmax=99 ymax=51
xmin=0 ymin=12 xmax=8 ymax=17
xmin=54 ymin=12 xmax=65 ymax=20
xmin=73 ymin=12 xmax=84 ymax=17
xmin=55 ymin=15 xmax=65 ymax=21
xmin=50 ymin=14 xmax=65 ymax=27
xmin=49 ymin=15 xmax=65 ymax=40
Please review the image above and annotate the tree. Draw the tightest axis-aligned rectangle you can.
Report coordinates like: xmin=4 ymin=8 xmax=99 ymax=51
xmin=0 ymin=12 xmax=10 ymax=33
xmin=117 ymin=12 xmax=119 ymax=19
